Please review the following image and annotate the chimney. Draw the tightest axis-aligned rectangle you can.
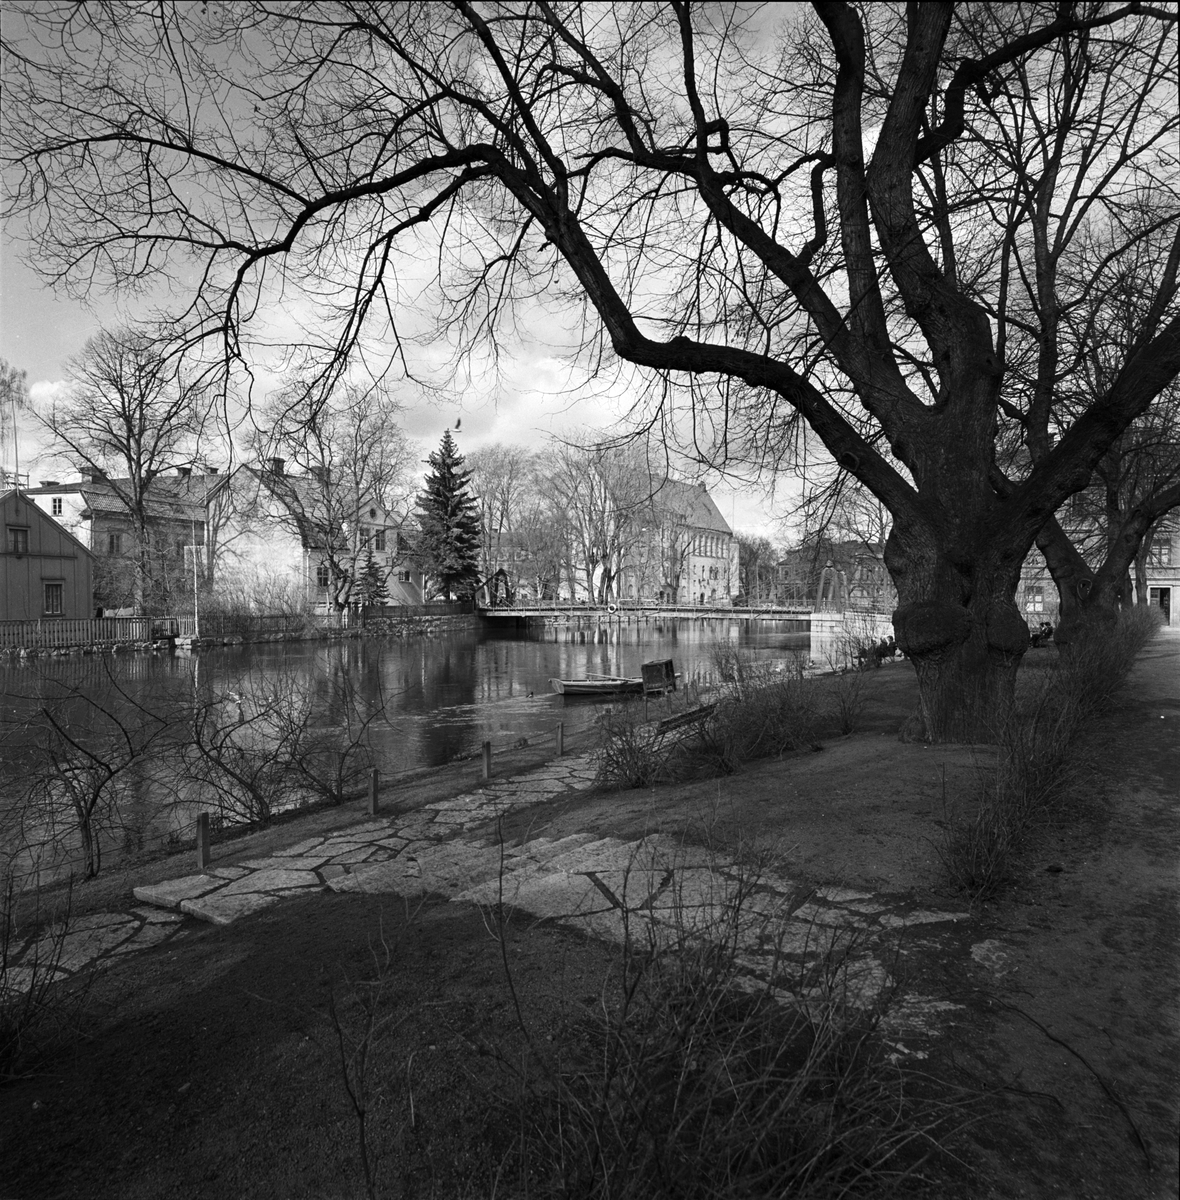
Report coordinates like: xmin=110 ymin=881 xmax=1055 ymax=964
xmin=206 ymin=466 xmax=220 ymax=475
xmin=40 ymin=480 xmax=60 ymax=488
xmin=269 ymin=457 xmax=285 ymax=477
xmin=176 ymin=466 xmax=192 ymax=478
xmin=78 ymin=467 xmax=104 ymax=483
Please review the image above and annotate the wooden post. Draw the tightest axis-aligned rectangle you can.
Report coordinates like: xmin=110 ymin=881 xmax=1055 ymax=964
xmin=195 ymin=812 xmax=210 ymax=870
xmin=482 ymin=740 xmax=492 ymax=780
xmin=556 ymin=721 xmax=564 ymax=757
xmin=368 ymin=767 xmax=379 ymax=815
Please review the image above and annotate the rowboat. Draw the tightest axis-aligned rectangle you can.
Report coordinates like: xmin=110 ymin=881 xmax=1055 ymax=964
xmin=549 ymin=674 xmax=644 ymax=696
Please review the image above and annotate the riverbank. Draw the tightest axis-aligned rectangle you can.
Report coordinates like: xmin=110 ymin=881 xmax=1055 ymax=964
xmin=0 ymin=609 xmax=479 ymax=658
xmin=3 ymin=634 xmax=1177 ymax=1199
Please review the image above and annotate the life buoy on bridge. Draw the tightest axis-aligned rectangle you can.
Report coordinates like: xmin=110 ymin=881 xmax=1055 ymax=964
xmin=607 ymin=603 xmax=618 ymax=614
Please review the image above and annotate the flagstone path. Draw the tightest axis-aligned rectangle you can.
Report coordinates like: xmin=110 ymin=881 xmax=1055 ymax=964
xmin=10 ymin=751 xmax=974 ymax=1035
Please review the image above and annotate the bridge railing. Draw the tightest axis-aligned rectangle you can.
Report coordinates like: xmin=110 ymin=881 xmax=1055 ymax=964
xmin=480 ymin=599 xmax=812 ymax=617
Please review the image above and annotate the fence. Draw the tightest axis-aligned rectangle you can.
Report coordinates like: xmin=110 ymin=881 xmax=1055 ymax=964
xmin=359 ymin=600 xmax=474 ymax=622
xmin=0 ymin=616 xmax=157 ymax=650
xmin=173 ymin=611 xmax=345 ymax=639
xmin=0 ymin=604 xmax=465 ymax=649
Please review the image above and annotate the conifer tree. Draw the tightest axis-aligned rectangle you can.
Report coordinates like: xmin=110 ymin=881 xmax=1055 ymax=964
xmin=357 ymin=548 xmax=390 ymax=607
xmin=413 ymin=430 xmax=482 ymax=600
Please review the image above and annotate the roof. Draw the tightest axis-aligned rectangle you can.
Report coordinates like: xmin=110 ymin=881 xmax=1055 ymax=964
xmin=0 ymin=489 xmax=96 ymax=558
xmin=653 ymin=480 xmax=733 ymax=536
xmin=23 ymin=473 xmax=227 ymax=524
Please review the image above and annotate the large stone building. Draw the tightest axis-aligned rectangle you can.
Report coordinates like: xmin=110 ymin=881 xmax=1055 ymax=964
xmin=617 ymin=481 xmax=739 ymax=606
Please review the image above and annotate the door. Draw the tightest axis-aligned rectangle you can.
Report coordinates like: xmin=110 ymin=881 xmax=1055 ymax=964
xmin=1149 ymin=587 xmax=1171 ymax=623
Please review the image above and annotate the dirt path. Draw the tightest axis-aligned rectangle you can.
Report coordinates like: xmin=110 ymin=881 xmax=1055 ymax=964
xmin=947 ymin=629 xmax=1180 ymax=1199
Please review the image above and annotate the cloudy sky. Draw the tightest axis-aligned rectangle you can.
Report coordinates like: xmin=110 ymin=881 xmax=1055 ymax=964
xmin=0 ymin=228 xmax=797 ymax=539
xmin=0 ymin=1 xmax=808 ymax=542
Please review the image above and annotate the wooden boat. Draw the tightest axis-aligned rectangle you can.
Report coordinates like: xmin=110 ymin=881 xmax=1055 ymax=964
xmin=549 ymin=674 xmax=644 ymax=696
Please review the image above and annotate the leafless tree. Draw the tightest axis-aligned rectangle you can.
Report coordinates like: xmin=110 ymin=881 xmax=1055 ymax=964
xmin=5 ymin=3 xmax=1178 ymax=738
xmin=247 ymin=382 xmax=415 ymax=611
xmin=35 ymin=328 xmax=206 ymax=611
xmin=467 ymin=442 xmax=536 ymax=602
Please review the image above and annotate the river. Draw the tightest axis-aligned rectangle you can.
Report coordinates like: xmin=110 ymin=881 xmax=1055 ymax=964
xmin=1 ymin=616 xmax=815 ymax=881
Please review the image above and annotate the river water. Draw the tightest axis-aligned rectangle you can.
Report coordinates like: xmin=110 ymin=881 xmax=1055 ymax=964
xmin=1 ymin=616 xmax=813 ymax=880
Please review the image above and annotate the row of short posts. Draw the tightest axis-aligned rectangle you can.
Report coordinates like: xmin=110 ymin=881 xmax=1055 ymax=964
xmin=195 ymin=721 xmax=568 ymax=867
xmin=482 ymin=720 xmax=565 ymax=781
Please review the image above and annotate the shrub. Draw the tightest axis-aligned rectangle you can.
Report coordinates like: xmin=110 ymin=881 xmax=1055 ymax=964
xmin=0 ymin=874 xmax=90 ymax=1081
xmin=492 ymin=845 xmax=961 ymax=1199
xmin=940 ymin=605 xmax=1163 ymax=900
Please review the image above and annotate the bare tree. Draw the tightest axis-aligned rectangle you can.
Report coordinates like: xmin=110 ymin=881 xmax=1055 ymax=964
xmin=539 ymin=441 xmax=652 ymax=603
xmin=467 ymin=442 xmax=535 ymax=602
xmin=5 ymin=4 xmax=1178 ymax=738
xmin=0 ymin=359 xmax=30 ymax=487
xmin=248 ymin=382 xmax=414 ymax=611
xmin=34 ymin=328 xmax=204 ymax=611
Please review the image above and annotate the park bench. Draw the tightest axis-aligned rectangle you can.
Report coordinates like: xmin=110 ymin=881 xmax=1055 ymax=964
xmin=649 ymin=702 xmax=717 ymax=758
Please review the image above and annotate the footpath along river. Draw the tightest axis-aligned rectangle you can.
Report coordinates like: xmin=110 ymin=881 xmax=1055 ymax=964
xmin=1 ymin=616 xmax=813 ymax=876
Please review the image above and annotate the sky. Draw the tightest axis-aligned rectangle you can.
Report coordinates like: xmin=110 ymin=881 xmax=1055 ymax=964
xmin=0 ymin=0 xmax=806 ymax=543
xmin=0 ymin=226 xmax=797 ymax=541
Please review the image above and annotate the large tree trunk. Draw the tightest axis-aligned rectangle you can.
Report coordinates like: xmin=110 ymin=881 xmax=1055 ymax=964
xmin=1035 ymin=517 xmax=1136 ymax=643
xmin=887 ymin=522 xmax=1029 ymax=743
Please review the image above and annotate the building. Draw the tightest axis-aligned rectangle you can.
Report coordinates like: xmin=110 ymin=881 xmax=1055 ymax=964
xmin=1018 ymin=515 xmax=1179 ymax=628
xmin=24 ymin=463 xmax=424 ymax=613
xmin=1144 ymin=521 xmax=1178 ymax=626
xmin=1 ymin=488 xmax=95 ymax=620
xmin=774 ymin=539 xmax=896 ymax=613
xmin=617 ymin=481 xmax=739 ymax=606
xmin=205 ymin=461 xmax=425 ymax=610
xmin=24 ymin=469 xmax=208 ymax=613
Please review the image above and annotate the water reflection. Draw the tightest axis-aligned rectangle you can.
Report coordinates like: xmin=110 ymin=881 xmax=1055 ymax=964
xmin=1 ymin=617 xmax=810 ymax=878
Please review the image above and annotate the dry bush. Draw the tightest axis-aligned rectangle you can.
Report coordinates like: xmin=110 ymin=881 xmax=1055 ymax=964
xmin=0 ymin=874 xmax=91 ymax=1081
xmin=491 ymin=844 xmax=965 ymax=1199
xmin=940 ymin=606 xmax=1163 ymax=900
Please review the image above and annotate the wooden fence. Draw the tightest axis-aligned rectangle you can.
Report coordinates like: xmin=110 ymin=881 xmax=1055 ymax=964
xmin=0 ymin=617 xmax=157 ymax=650
xmin=0 ymin=604 xmax=465 ymax=649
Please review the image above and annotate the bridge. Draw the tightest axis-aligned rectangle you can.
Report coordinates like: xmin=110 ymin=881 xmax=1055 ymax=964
xmin=477 ymin=601 xmax=814 ymax=621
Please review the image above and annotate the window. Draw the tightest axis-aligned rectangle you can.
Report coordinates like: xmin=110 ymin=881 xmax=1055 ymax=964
xmin=1025 ymin=585 xmax=1044 ymax=613
xmin=43 ymin=582 xmax=64 ymax=615
xmin=1148 ymin=541 xmax=1172 ymax=568
xmin=398 ymin=570 xmax=412 ymax=583
xmin=107 ymin=532 xmax=123 ymax=555
xmin=7 ymin=527 xmax=29 ymax=555
xmin=374 ymin=528 xmax=386 ymax=551
xmin=51 ymin=497 xmax=63 ymax=516
xmin=316 ymin=563 xmax=330 ymax=588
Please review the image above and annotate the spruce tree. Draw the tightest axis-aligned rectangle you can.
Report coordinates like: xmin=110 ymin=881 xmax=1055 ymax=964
xmin=413 ymin=430 xmax=482 ymax=600
xmin=358 ymin=548 xmax=390 ymax=606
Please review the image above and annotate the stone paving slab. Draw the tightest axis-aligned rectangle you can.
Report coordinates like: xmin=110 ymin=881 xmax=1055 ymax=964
xmin=181 ymin=891 xmax=283 ymax=925
xmin=12 ymin=749 xmax=977 ymax=1041
xmin=133 ymin=875 xmax=227 ymax=909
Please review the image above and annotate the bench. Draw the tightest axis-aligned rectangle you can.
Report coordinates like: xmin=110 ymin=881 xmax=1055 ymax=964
xmin=650 ymin=702 xmax=717 ymax=753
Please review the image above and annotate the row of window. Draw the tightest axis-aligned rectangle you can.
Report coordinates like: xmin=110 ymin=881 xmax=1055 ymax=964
xmin=315 ymin=564 xmax=414 ymax=587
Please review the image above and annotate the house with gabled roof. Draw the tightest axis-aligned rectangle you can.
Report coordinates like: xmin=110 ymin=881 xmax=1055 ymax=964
xmin=1 ymin=488 xmax=95 ymax=620
xmin=24 ymin=462 xmax=424 ymax=613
